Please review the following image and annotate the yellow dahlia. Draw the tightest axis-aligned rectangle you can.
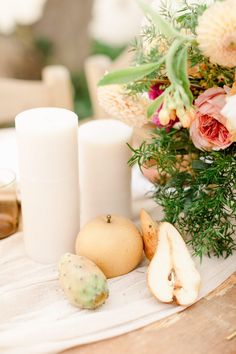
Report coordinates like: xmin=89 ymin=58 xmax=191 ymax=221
xmin=196 ymin=0 xmax=236 ymax=68
xmin=97 ymin=85 xmax=149 ymax=128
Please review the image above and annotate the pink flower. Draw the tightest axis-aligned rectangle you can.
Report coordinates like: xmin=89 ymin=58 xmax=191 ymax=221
xmin=190 ymin=87 xmax=233 ymax=151
xmin=148 ymin=83 xmax=179 ymax=130
xmin=148 ymin=83 xmax=163 ymax=100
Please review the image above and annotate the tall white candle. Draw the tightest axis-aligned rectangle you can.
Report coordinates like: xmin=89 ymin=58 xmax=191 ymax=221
xmin=15 ymin=108 xmax=79 ymax=263
xmin=79 ymin=119 xmax=133 ymax=227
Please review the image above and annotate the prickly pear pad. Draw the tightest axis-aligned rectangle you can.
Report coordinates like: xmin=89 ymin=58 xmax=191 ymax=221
xmin=58 ymin=253 xmax=109 ymax=309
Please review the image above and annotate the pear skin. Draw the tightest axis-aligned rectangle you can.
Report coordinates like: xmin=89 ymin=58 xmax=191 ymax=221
xmin=140 ymin=209 xmax=158 ymax=260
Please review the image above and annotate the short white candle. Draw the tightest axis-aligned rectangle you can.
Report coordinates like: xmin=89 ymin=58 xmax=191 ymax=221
xmin=15 ymin=108 xmax=79 ymax=263
xmin=79 ymin=119 xmax=133 ymax=227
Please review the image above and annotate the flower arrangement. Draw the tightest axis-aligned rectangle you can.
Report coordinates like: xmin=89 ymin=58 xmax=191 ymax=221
xmin=98 ymin=0 xmax=236 ymax=259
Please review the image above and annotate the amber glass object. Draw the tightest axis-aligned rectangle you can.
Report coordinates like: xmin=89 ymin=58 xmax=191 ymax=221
xmin=0 ymin=169 xmax=19 ymax=239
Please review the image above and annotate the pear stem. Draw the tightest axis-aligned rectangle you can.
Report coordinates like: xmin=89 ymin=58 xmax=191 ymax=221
xmin=106 ymin=215 xmax=111 ymax=223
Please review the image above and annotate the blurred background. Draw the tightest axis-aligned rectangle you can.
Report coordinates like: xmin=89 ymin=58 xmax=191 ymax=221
xmin=0 ymin=0 xmax=146 ymax=124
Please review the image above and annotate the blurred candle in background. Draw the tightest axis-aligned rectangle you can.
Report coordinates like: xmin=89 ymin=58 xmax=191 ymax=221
xmin=79 ymin=119 xmax=133 ymax=227
xmin=15 ymin=108 xmax=79 ymax=263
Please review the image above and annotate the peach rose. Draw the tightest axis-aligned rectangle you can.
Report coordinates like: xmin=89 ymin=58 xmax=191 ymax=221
xmin=190 ymin=87 xmax=233 ymax=151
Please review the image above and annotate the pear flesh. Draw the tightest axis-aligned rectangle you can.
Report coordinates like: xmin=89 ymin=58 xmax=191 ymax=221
xmin=148 ymin=222 xmax=201 ymax=306
xmin=148 ymin=229 xmax=173 ymax=303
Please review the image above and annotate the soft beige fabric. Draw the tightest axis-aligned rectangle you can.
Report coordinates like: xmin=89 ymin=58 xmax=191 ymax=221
xmin=0 ymin=232 xmax=235 ymax=354
xmin=0 ymin=128 xmax=235 ymax=354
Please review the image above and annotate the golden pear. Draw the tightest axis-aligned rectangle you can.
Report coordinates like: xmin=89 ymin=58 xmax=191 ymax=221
xmin=75 ymin=214 xmax=143 ymax=278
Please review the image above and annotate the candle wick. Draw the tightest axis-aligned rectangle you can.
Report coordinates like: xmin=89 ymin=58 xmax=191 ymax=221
xmin=107 ymin=215 xmax=111 ymax=223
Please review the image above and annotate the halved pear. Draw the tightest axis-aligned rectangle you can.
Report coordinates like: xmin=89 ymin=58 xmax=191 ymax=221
xmin=166 ymin=222 xmax=201 ymax=306
xmin=147 ymin=227 xmax=173 ymax=303
xmin=140 ymin=209 xmax=158 ymax=260
xmin=147 ymin=222 xmax=201 ymax=306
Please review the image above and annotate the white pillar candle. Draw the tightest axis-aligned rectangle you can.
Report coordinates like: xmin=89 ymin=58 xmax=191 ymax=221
xmin=79 ymin=119 xmax=133 ymax=227
xmin=15 ymin=108 xmax=79 ymax=263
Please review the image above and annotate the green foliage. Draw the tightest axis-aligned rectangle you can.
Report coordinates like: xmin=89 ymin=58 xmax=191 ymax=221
xmin=176 ymin=46 xmax=193 ymax=102
xmin=147 ymin=94 xmax=164 ymax=118
xmin=175 ymin=1 xmax=207 ymax=34
xmin=137 ymin=0 xmax=185 ymax=40
xmin=98 ymin=61 xmax=164 ymax=86
xmin=129 ymin=129 xmax=236 ymax=259
xmin=100 ymin=1 xmax=235 ymax=113
xmin=34 ymin=37 xmax=53 ymax=63
xmin=91 ymin=39 xmax=126 ymax=60
xmin=71 ymin=72 xmax=92 ymax=120
xmin=125 ymin=0 xmax=235 ymax=98
xmin=129 ymin=128 xmax=197 ymax=175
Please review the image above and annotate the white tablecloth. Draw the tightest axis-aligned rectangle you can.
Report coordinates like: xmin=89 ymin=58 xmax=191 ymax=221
xmin=0 ymin=128 xmax=235 ymax=354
